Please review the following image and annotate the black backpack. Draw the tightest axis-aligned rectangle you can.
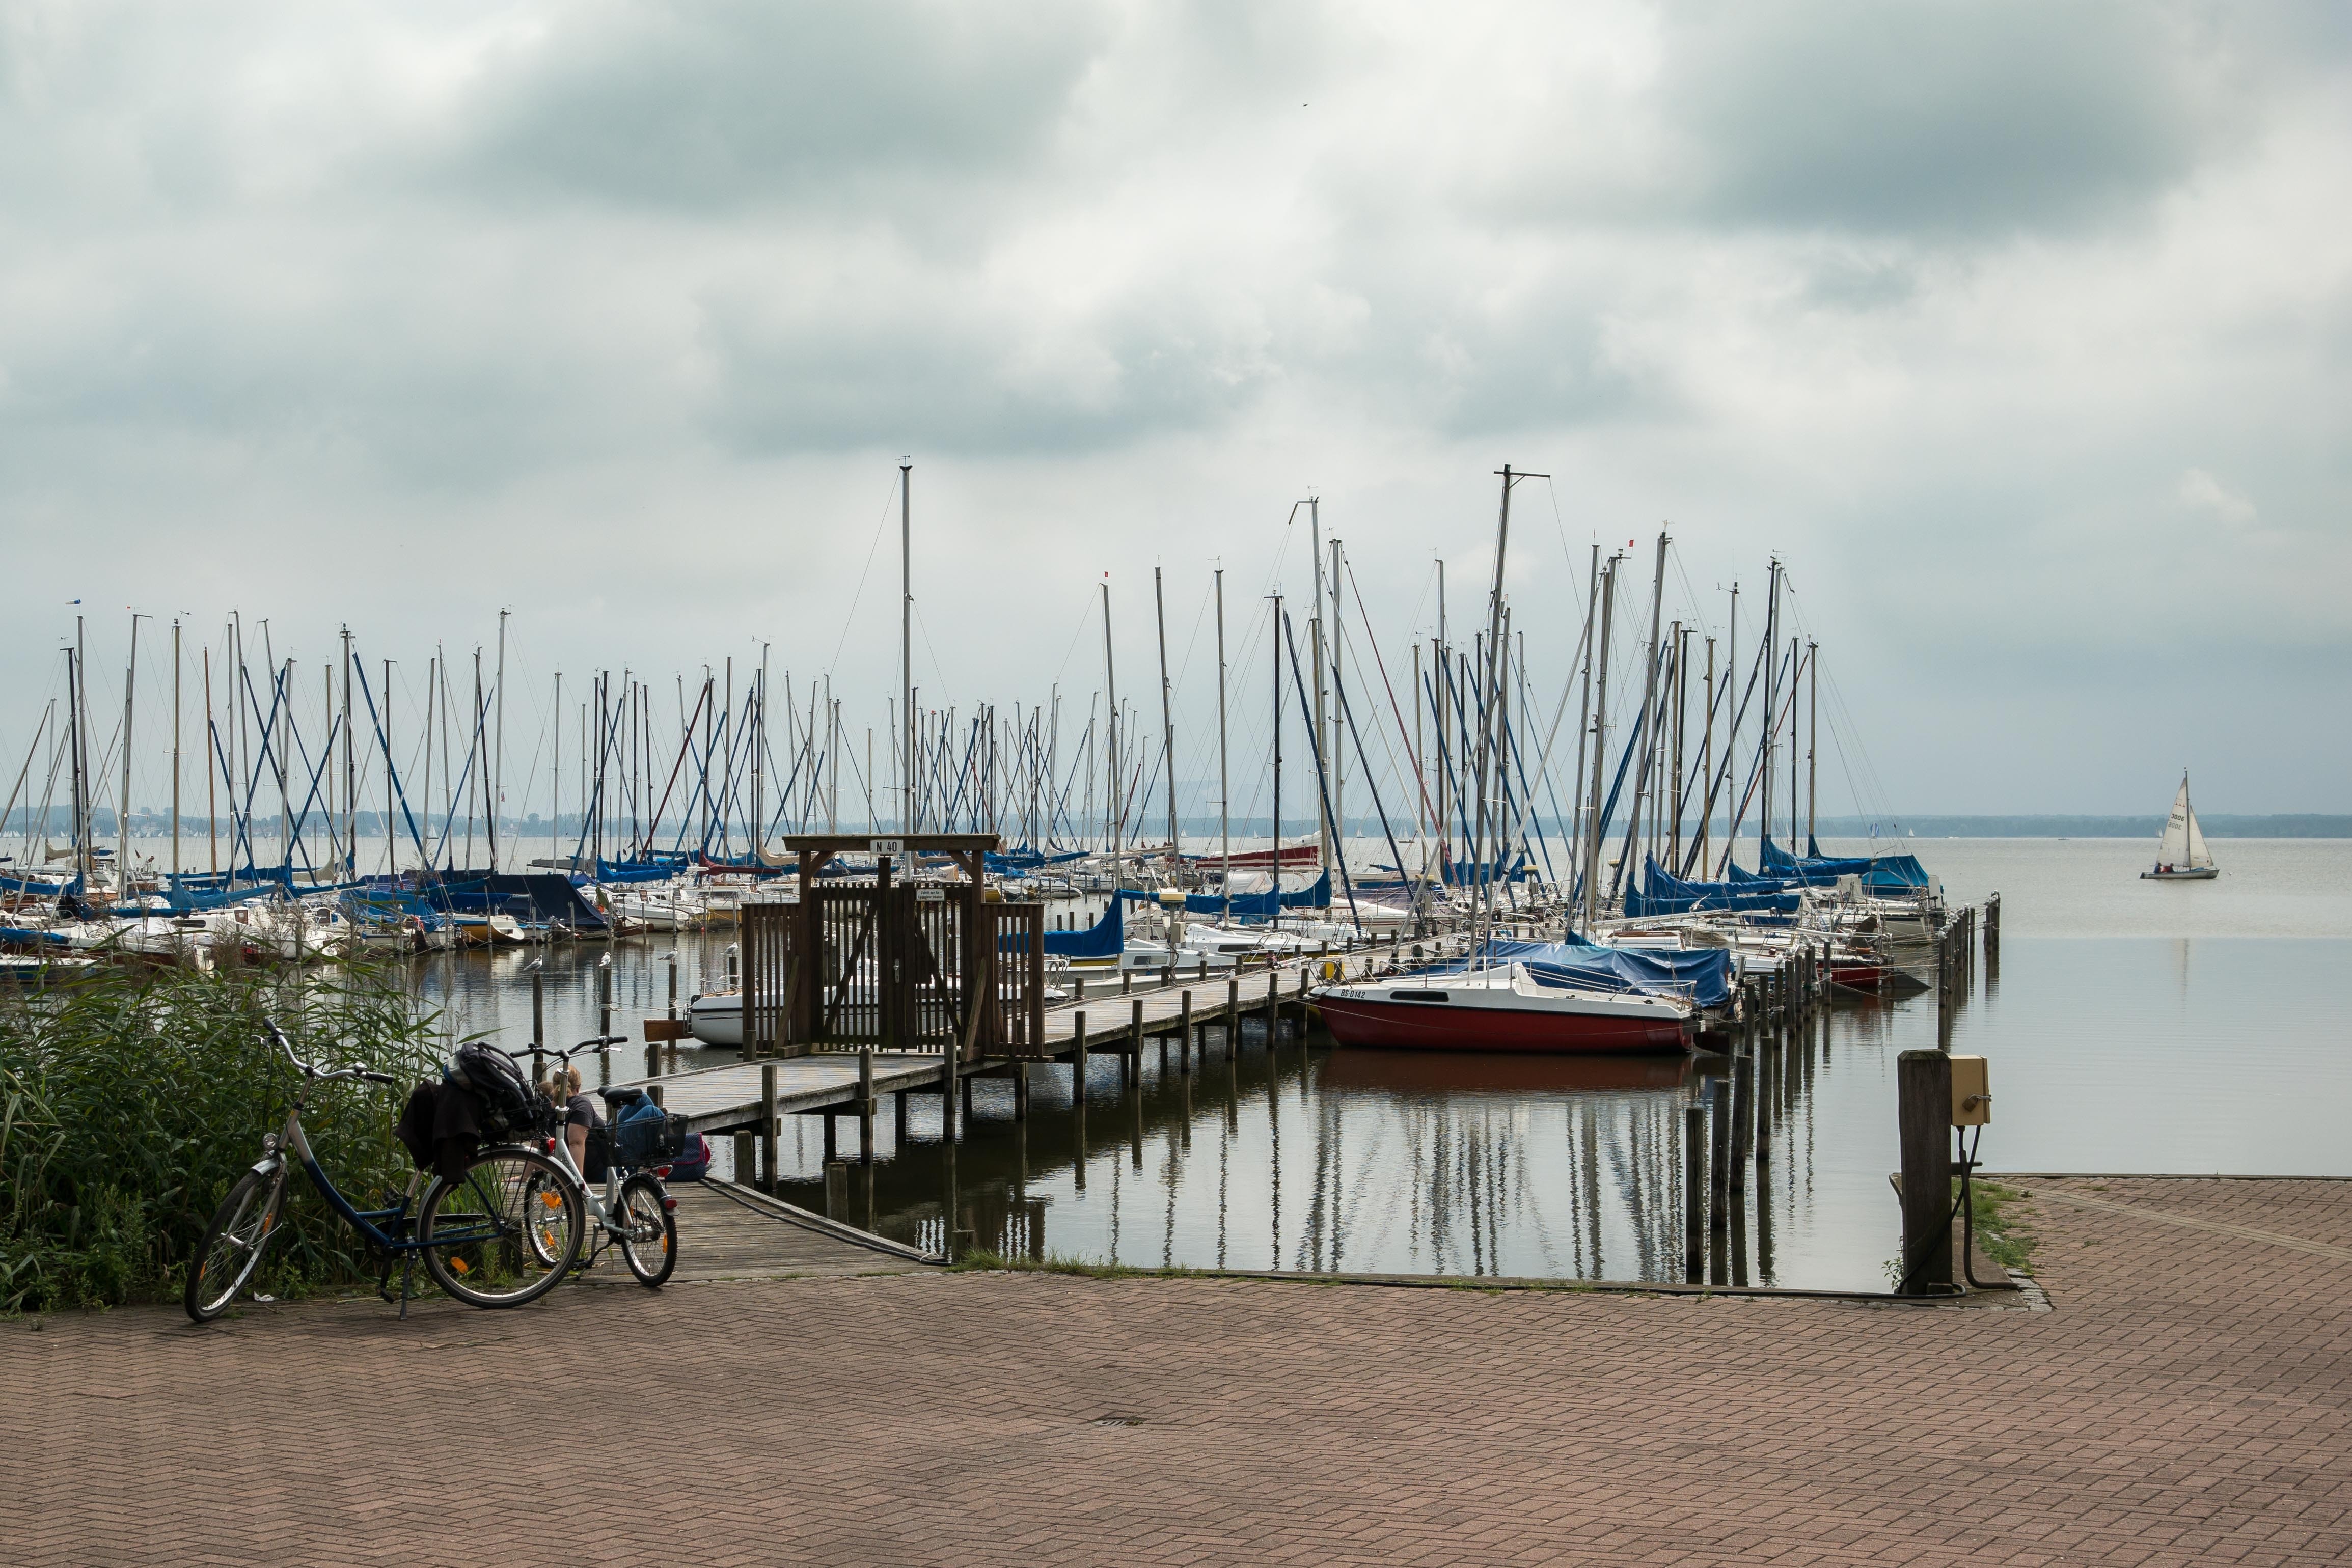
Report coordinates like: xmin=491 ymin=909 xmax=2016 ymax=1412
xmin=451 ymin=1042 xmax=539 ymax=1142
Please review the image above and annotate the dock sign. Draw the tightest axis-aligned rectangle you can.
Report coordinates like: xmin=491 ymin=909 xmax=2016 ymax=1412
xmin=915 ymin=887 xmax=945 ymax=902
xmin=869 ymin=838 xmax=905 ymax=855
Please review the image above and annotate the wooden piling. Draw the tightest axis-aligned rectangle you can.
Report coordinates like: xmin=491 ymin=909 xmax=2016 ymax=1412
xmin=1897 ymin=1050 xmax=1954 ymax=1295
xmin=859 ymin=1048 xmax=877 ymax=1159
xmin=1683 ymin=1103 xmax=1705 ymax=1284
xmin=824 ymin=1160 xmax=848 ymax=1219
xmin=1729 ymin=1047 xmax=1753 ymax=1192
xmin=1072 ymin=1010 xmax=1088 ymax=1104
xmin=1180 ymin=991 xmax=1194 ymax=1076
xmin=759 ymin=1061 xmax=778 ymax=1191
xmin=1226 ymin=978 xmax=1240 ymax=1057
xmin=1129 ymin=997 xmax=1144 ymax=1090
xmin=733 ymin=1131 xmax=755 ymax=1188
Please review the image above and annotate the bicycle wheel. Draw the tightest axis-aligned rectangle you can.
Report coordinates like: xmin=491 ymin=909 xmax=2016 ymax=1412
xmin=184 ymin=1168 xmax=284 ymax=1323
xmin=617 ymin=1175 xmax=677 ymax=1287
xmin=518 ymin=1166 xmax=575 ymax=1270
xmin=419 ymin=1147 xmax=583 ymax=1308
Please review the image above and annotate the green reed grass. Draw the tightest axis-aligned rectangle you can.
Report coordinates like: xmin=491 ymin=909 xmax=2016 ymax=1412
xmin=0 ymin=962 xmax=442 ymax=1313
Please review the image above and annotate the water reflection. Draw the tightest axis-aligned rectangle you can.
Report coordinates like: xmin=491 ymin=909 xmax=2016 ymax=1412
xmin=408 ymin=884 xmax=2352 ymax=1291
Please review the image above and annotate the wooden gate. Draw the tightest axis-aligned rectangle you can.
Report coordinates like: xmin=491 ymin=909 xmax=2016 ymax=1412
xmin=738 ymin=835 xmax=1041 ymax=1061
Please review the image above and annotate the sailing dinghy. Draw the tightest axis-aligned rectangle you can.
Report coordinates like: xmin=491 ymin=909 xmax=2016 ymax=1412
xmin=2141 ymin=772 xmax=2220 ymax=881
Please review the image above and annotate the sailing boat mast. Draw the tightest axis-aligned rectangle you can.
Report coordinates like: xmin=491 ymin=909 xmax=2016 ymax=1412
xmin=1580 ymin=557 xmax=1618 ymax=930
xmin=1806 ymin=641 xmax=1818 ymax=848
xmin=1154 ymin=566 xmax=1178 ymax=867
xmin=1308 ymin=498 xmax=1329 ymax=874
xmin=493 ymin=609 xmax=508 ymax=873
xmin=900 ymin=461 xmax=914 ymax=834
xmin=171 ymin=619 xmax=180 ymax=882
xmin=1101 ymin=578 xmax=1119 ymax=890
xmin=1618 ymin=530 xmax=1668 ymax=912
xmin=1215 ymin=568 xmax=1230 ymax=910
xmin=121 ymin=613 xmax=142 ymax=894
xmin=1470 ymin=465 xmax=1528 ymax=945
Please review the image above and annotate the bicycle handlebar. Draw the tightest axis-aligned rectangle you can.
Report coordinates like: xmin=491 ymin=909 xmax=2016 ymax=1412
xmin=525 ymin=1034 xmax=632 ymax=1065
xmin=262 ymin=1018 xmax=401 ymax=1089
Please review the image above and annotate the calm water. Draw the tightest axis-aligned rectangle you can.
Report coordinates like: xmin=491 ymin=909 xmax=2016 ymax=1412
xmin=414 ymin=837 xmax=2352 ymax=1289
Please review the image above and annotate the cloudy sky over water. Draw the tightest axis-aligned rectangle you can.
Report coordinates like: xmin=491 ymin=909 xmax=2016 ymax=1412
xmin=1 ymin=0 xmax=2346 ymax=823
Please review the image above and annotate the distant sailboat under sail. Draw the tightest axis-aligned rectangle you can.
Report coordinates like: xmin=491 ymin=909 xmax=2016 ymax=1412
xmin=2142 ymin=772 xmax=2219 ymax=881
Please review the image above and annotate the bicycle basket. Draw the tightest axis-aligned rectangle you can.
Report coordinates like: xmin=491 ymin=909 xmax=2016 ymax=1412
xmin=612 ymin=1098 xmax=688 ymax=1167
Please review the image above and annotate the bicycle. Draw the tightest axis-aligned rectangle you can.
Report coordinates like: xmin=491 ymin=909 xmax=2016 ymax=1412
xmin=521 ymin=1036 xmax=679 ymax=1288
xmin=183 ymin=1020 xmax=587 ymax=1323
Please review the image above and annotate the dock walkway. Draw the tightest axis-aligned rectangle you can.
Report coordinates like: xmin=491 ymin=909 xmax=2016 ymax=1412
xmin=618 ymin=942 xmax=1439 ymax=1144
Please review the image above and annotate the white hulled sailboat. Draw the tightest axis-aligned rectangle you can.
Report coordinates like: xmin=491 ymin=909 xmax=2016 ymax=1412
xmin=2141 ymin=772 xmax=2219 ymax=881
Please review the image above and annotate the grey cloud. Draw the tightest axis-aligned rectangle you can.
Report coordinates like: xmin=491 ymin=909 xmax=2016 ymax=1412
xmin=1658 ymin=0 xmax=2230 ymax=237
xmin=446 ymin=0 xmax=1107 ymax=212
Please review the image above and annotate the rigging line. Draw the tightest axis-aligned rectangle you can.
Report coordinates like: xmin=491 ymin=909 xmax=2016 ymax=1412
xmin=824 ymin=471 xmax=907 ymax=678
xmin=1342 ymin=559 xmax=1436 ymax=830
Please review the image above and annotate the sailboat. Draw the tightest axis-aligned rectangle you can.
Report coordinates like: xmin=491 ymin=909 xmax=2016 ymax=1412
xmin=2141 ymin=772 xmax=2219 ymax=881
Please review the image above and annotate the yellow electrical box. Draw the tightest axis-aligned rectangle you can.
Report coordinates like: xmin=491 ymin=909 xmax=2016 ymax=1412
xmin=1951 ymin=1055 xmax=1991 ymax=1127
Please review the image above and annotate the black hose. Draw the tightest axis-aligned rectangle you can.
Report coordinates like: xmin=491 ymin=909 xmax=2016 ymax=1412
xmin=1894 ymin=1122 xmax=1988 ymax=1297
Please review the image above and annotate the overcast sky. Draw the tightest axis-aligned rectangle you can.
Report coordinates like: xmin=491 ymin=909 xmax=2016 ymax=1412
xmin=1 ymin=0 xmax=2346 ymax=824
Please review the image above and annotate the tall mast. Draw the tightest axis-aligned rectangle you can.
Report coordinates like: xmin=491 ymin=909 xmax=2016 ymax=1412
xmin=1329 ymin=535 xmax=1345 ymax=854
xmin=1807 ymin=641 xmax=1819 ymax=848
xmin=752 ymin=649 xmax=767 ymax=861
xmin=1698 ymin=636 xmax=1715 ymax=875
xmin=900 ymin=461 xmax=914 ymax=834
xmin=1307 ymin=497 xmax=1330 ymax=873
xmin=1789 ymin=637 xmax=1800 ymax=852
xmin=67 ymin=628 xmax=86 ymax=889
xmin=1618 ymin=530 xmax=1669 ymax=912
xmin=1154 ymin=565 xmax=1178 ymax=864
xmin=122 ymin=617 xmax=145 ymax=891
xmin=493 ymin=608 xmax=508 ymax=873
xmin=340 ymin=627 xmax=354 ymax=877
xmin=1715 ymin=585 xmax=1738 ymax=877
xmin=1215 ymin=568 xmax=1230 ymax=910
xmin=468 ymin=651 xmax=482 ymax=869
xmin=1469 ymin=466 xmax=1519 ymax=942
xmin=1758 ymin=560 xmax=1779 ymax=865
xmin=204 ymin=644 xmax=217 ymax=875
xmin=1580 ymin=558 xmax=1617 ymax=930
xmin=1269 ymin=592 xmax=1282 ymax=905
xmin=170 ymin=619 xmax=181 ymax=882
xmin=1565 ymin=546 xmax=1598 ymax=913
xmin=276 ymin=657 xmax=290 ymax=879
xmin=1420 ymin=564 xmax=1439 ymax=884
xmin=1101 ymin=577 xmax=1119 ymax=886
xmin=384 ymin=659 xmax=396 ymax=878
xmin=552 ymin=671 xmax=562 ymax=868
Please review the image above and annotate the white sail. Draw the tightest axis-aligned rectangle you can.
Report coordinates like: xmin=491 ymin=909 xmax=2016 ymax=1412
xmin=2182 ymin=781 xmax=2214 ymax=869
xmin=2157 ymin=773 xmax=2216 ymax=871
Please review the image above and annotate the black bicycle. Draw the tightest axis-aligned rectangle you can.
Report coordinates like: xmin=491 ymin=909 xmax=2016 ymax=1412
xmin=184 ymin=1021 xmax=586 ymax=1322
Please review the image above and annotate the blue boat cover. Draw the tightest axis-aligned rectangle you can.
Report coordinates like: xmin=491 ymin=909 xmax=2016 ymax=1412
xmin=1116 ymin=869 xmax=1332 ymax=918
xmin=1424 ymin=937 xmax=1734 ymax=1010
xmin=1002 ymin=898 xmax=1125 ymax=959
xmin=1626 ymin=859 xmax=1801 ymax=917
xmin=1759 ymin=836 xmax=1930 ymax=890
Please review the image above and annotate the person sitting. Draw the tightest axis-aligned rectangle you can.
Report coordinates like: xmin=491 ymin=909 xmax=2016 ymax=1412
xmin=551 ymin=1064 xmax=605 ymax=1179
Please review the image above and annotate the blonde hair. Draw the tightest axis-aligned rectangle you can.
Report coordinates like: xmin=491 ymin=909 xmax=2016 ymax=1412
xmin=553 ymin=1065 xmax=583 ymax=1097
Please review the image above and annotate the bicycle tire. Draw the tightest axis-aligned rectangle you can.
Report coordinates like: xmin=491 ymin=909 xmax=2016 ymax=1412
xmin=617 ymin=1175 xmax=677 ymax=1287
xmin=419 ymin=1146 xmax=583 ymax=1308
xmin=183 ymin=1168 xmax=283 ymax=1323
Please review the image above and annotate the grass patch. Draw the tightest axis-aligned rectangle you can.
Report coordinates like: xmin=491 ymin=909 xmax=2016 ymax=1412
xmin=1967 ymin=1180 xmax=2038 ymax=1271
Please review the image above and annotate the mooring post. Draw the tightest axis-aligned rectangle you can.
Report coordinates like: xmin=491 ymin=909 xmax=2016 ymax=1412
xmin=824 ymin=1160 xmax=848 ymax=1219
xmin=894 ymin=1088 xmax=908 ymax=1150
xmin=822 ymin=1110 xmax=837 ymax=1164
xmin=859 ymin=1047 xmax=877 ymax=1160
xmin=1729 ymin=1051 xmax=1754 ymax=1193
xmin=1897 ymin=1049 xmax=1955 ymax=1295
xmin=1708 ymin=1079 xmax=1732 ymax=1286
xmin=531 ymin=969 xmax=544 ymax=1052
xmin=665 ymin=953 xmax=676 ymax=1021
xmin=646 ymin=1082 xmax=663 ymax=1110
xmin=1684 ymin=1102 xmax=1705 ymax=1284
xmin=1073 ymin=1010 xmax=1088 ymax=1103
xmin=759 ymin=1061 xmax=779 ymax=1193
xmin=1129 ymin=997 xmax=1144 ymax=1090
xmin=1266 ymin=972 xmax=1279 ymax=1040
xmin=1180 ymin=990 xmax=1194 ymax=1076
xmin=1013 ymin=1057 xmax=1030 ymax=1121
xmin=733 ymin=1131 xmax=755 ymax=1187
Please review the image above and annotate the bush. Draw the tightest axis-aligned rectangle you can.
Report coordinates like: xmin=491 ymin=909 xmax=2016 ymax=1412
xmin=0 ymin=962 xmax=440 ymax=1312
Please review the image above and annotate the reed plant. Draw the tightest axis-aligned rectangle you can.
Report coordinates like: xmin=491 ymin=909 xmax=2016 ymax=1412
xmin=0 ymin=961 xmax=441 ymax=1313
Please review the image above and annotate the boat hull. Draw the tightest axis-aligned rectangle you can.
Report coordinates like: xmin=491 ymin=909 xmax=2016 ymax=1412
xmin=1314 ymin=993 xmax=1690 ymax=1054
xmin=2140 ymin=868 xmax=2219 ymax=881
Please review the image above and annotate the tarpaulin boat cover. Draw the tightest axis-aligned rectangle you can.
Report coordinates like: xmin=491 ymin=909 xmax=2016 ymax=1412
xmin=1625 ymin=858 xmax=1801 ymax=917
xmin=423 ymin=873 xmax=608 ymax=929
xmin=1116 ymin=869 xmax=1332 ymax=918
xmin=1002 ymin=897 xmax=1125 ymax=960
xmin=1759 ymin=836 xmax=1930 ymax=889
xmin=1423 ymin=937 xmax=1733 ymax=1010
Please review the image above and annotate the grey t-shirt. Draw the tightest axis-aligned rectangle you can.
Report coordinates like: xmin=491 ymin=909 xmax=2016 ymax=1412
xmin=564 ymin=1092 xmax=603 ymax=1132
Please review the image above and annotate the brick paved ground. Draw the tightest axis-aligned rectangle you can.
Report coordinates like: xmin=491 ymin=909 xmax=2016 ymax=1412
xmin=7 ymin=1176 xmax=2349 ymax=1566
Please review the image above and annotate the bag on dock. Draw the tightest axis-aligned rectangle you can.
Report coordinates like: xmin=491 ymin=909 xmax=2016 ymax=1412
xmin=666 ymin=1132 xmax=710 ymax=1182
xmin=612 ymin=1094 xmax=688 ymax=1168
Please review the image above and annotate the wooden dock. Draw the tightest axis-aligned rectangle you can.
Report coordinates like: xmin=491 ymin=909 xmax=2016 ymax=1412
xmin=572 ymin=1180 xmax=933 ymax=1284
xmin=610 ymin=942 xmax=1445 ymax=1175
